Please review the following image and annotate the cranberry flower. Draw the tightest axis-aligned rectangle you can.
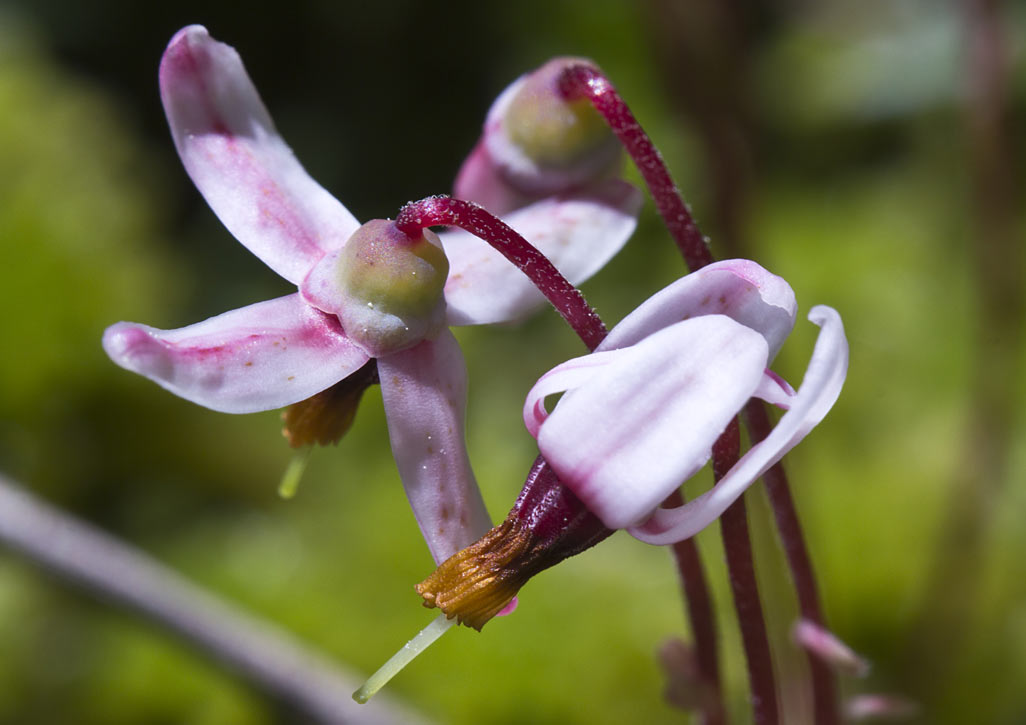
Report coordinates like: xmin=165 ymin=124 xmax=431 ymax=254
xmin=411 ymin=259 xmax=846 ymax=633
xmin=523 ymin=259 xmax=848 ymax=544
xmin=102 ymin=26 xmax=640 ymax=564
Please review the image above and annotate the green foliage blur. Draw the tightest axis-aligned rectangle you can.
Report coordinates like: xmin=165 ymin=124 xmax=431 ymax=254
xmin=1 ymin=1 xmax=1024 ymax=723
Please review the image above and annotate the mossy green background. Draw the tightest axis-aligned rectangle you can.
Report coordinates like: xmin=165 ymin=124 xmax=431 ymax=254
xmin=1 ymin=1 xmax=1024 ymax=723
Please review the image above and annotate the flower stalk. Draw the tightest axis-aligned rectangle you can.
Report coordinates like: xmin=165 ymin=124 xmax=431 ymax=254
xmin=665 ymin=488 xmax=725 ymax=725
xmin=716 ymin=419 xmax=778 ymax=725
xmin=396 ymin=196 xmax=607 ymax=351
xmin=556 ymin=64 xmax=714 ymax=272
xmin=745 ymin=400 xmax=838 ymax=723
xmin=558 ymin=61 xmax=842 ymax=722
xmin=558 ymin=62 xmax=779 ymax=717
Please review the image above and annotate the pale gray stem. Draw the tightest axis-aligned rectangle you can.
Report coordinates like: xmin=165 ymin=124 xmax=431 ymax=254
xmin=0 ymin=472 xmax=430 ymax=725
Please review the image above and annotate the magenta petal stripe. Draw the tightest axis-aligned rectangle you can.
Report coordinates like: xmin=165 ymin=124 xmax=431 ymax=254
xmin=103 ymin=294 xmax=370 ymax=414
xmin=160 ymin=25 xmax=361 ymax=284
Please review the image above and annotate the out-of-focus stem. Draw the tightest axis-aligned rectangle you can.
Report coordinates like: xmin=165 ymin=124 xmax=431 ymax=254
xmin=908 ymin=0 xmax=1022 ymax=695
xmin=665 ymin=489 xmax=726 ymax=725
xmin=716 ymin=420 xmax=779 ymax=725
xmin=745 ymin=402 xmax=837 ymax=724
xmin=563 ymin=59 xmax=842 ymax=721
xmin=0 ymin=473 xmax=426 ymax=725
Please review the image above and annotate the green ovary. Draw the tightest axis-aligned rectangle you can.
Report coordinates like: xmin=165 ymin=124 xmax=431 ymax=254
xmin=335 ymin=220 xmax=448 ymax=355
xmin=340 ymin=236 xmax=447 ymax=318
xmin=507 ymin=94 xmax=611 ymax=167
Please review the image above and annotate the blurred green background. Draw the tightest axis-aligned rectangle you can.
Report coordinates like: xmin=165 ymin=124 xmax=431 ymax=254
xmin=1 ymin=0 xmax=1024 ymax=723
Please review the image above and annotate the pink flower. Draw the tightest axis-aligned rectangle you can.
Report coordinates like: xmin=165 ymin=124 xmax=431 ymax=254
xmin=523 ymin=259 xmax=848 ymax=543
xmin=102 ymin=26 xmax=640 ymax=564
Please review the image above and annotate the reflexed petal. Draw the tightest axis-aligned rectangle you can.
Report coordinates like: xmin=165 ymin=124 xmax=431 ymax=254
xmin=441 ymin=179 xmax=642 ymax=326
xmin=454 ymin=74 xmax=524 ymax=211
xmin=630 ymin=306 xmax=848 ymax=544
xmin=102 ymin=294 xmax=369 ymax=414
xmin=522 ymin=349 xmax=622 ymax=437
xmin=454 ymin=73 xmax=534 ymax=207
xmin=599 ymin=259 xmax=797 ymax=360
xmin=378 ymin=329 xmax=493 ymax=564
xmin=536 ymin=316 xmax=769 ymax=530
xmin=452 ymin=141 xmax=532 ymax=216
xmin=160 ymin=25 xmax=360 ymax=284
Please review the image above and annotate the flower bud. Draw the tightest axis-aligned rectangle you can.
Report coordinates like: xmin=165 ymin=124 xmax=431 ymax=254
xmin=331 ymin=220 xmax=449 ymax=356
xmin=481 ymin=58 xmax=621 ymax=196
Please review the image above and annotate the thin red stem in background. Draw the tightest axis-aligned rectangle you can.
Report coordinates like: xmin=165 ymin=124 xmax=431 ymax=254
xmin=715 ymin=419 xmax=779 ymax=725
xmin=745 ymin=402 xmax=837 ymax=724
xmin=562 ymin=63 xmax=841 ymax=723
xmin=665 ymin=489 xmax=725 ymax=725
xmin=558 ymin=65 xmax=714 ymax=272
xmin=396 ymin=196 xmax=607 ymax=351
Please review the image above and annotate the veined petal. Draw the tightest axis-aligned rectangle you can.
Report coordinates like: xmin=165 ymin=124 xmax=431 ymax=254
xmin=103 ymin=294 xmax=370 ymax=414
xmin=441 ymin=179 xmax=642 ymax=326
xmin=378 ymin=330 xmax=493 ymax=564
xmin=599 ymin=259 xmax=797 ymax=360
xmin=630 ymin=306 xmax=848 ymax=544
xmin=537 ymin=316 xmax=769 ymax=530
xmin=160 ymin=26 xmax=360 ymax=284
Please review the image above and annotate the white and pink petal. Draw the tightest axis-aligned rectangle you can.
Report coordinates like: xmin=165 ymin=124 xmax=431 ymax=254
xmin=452 ymin=141 xmax=533 ymax=217
xmin=378 ymin=330 xmax=493 ymax=564
xmin=102 ymin=293 xmax=369 ymax=414
xmin=441 ymin=179 xmax=642 ymax=326
xmin=534 ymin=315 xmax=770 ymax=530
xmin=629 ymin=306 xmax=848 ymax=544
xmin=160 ymin=25 xmax=360 ymax=285
xmin=599 ymin=259 xmax=797 ymax=359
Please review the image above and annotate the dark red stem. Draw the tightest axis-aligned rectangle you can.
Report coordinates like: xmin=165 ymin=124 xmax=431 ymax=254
xmin=507 ymin=463 xmax=728 ymax=725
xmin=558 ymin=65 xmax=715 ymax=272
xmin=716 ymin=419 xmax=778 ymax=725
xmin=564 ymin=62 xmax=842 ymax=721
xmin=420 ymin=168 xmax=730 ymax=717
xmin=560 ymin=64 xmax=756 ymax=720
xmin=396 ymin=195 xmax=607 ymax=350
xmin=665 ymin=489 xmax=725 ymax=725
xmin=745 ymin=402 xmax=838 ymax=724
